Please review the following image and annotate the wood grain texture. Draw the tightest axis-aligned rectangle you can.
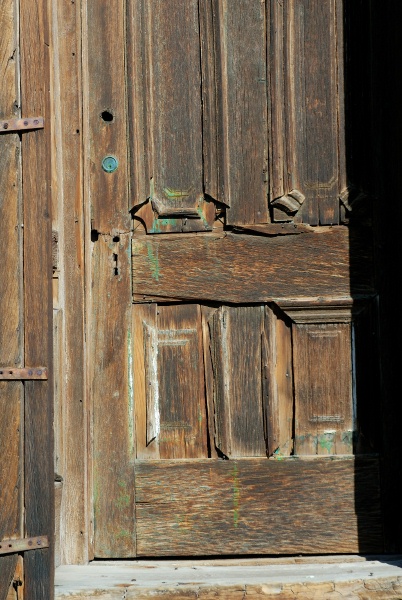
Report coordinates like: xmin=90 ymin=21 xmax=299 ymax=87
xmin=134 ymin=303 xmax=160 ymax=460
xmin=128 ymin=0 xmax=214 ymax=234
xmin=268 ymin=0 xmax=344 ymax=225
xmin=132 ymin=228 xmax=373 ymax=303
xmin=50 ymin=0 xmax=87 ymax=564
xmin=135 ymin=457 xmax=382 ymax=556
xmin=85 ymin=0 xmax=130 ymax=233
xmin=91 ymin=234 xmax=135 ymax=557
xmin=200 ymin=0 xmax=268 ymax=224
xmin=19 ymin=0 xmax=54 ymax=593
xmin=0 ymin=0 xmax=22 ymax=592
xmin=293 ymin=323 xmax=354 ymax=456
xmin=264 ymin=305 xmax=294 ymax=457
xmin=208 ymin=306 xmax=266 ymax=457
xmin=135 ymin=304 xmax=208 ymax=459
xmin=156 ymin=305 xmax=208 ymax=458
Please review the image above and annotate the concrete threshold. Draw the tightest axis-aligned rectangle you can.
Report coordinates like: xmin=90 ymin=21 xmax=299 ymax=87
xmin=55 ymin=555 xmax=402 ymax=599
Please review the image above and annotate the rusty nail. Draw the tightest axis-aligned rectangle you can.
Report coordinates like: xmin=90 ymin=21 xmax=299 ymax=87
xmin=3 ymin=122 xmax=9 ymax=129
xmin=37 ymin=539 xmax=42 ymax=545
xmin=23 ymin=120 xmax=29 ymax=126
xmin=28 ymin=370 xmax=33 ymax=376
xmin=36 ymin=369 xmax=42 ymax=376
xmin=34 ymin=119 xmax=39 ymax=125
xmin=28 ymin=540 xmax=33 ymax=546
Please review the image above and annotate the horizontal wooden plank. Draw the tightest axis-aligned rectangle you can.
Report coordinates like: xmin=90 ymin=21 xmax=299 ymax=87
xmin=132 ymin=227 xmax=373 ymax=303
xmin=135 ymin=456 xmax=382 ymax=556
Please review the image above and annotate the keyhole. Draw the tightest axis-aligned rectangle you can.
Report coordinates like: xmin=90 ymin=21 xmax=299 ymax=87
xmin=113 ymin=253 xmax=118 ymax=276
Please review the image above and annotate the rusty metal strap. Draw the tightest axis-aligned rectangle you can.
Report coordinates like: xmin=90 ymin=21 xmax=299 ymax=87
xmin=0 ymin=536 xmax=49 ymax=556
xmin=0 ymin=117 xmax=44 ymax=133
xmin=0 ymin=367 xmax=48 ymax=380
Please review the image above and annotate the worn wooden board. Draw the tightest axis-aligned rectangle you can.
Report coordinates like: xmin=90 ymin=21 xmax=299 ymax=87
xmin=208 ymin=306 xmax=266 ymax=457
xmin=293 ymin=323 xmax=354 ymax=455
xmin=91 ymin=234 xmax=135 ymax=557
xmin=0 ymin=0 xmax=23 ymax=595
xmin=200 ymin=0 xmax=268 ymax=224
xmin=128 ymin=0 xmax=214 ymax=234
xmin=50 ymin=0 xmax=87 ymax=563
xmin=135 ymin=457 xmax=382 ymax=556
xmin=19 ymin=0 xmax=54 ymax=593
xmin=264 ymin=306 xmax=294 ymax=457
xmin=268 ymin=0 xmax=344 ymax=225
xmin=85 ymin=0 xmax=130 ymax=234
xmin=132 ymin=228 xmax=373 ymax=303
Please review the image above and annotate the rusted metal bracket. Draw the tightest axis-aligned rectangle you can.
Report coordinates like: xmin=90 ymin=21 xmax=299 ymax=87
xmin=0 ymin=117 xmax=44 ymax=133
xmin=0 ymin=536 xmax=49 ymax=556
xmin=0 ymin=367 xmax=48 ymax=380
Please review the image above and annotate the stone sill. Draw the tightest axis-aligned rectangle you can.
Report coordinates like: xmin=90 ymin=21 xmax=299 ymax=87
xmin=55 ymin=555 xmax=402 ymax=599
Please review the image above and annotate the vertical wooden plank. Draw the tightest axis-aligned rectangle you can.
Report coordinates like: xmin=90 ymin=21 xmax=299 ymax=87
xmin=211 ymin=0 xmax=269 ymax=225
xmin=157 ymin=305 xmax=208 ymax=459
xmin=210 ymin=306 xmax=266 ymax=457
xmin=128 ymin=0 xmax=213 ymax=234
xmin=0 ymin=0 xmax=22 ymax=591
xmin=50 ymin=0 xmax=88 ymax=564
xmin=83 ymin=0 xmax=134 ymax=558
xmin=91 ymin=234 xmax=135 ymax=557
xmin=201 ymin=305 xmax=219 ymax=458
xmin=85 ymin=0 xmax=130 ymax=234
xmin=293 ymin=323 xmax=354 ymax=455
xmin=263 ymin=305 xmax=294 ymax=457
xmin=133 ymin=303 xmax=160 ymax=460
xmin=268 ymin=0 xmax=344 ymax=225
xmin=19 ymin=0 xmax=54 ymax=593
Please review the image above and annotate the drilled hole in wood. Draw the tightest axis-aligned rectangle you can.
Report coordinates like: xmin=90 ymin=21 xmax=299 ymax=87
xmin=113 ymin=235 xmax=120 ymax=243
xmin=101 ymin=110 xmax=114 ymax=123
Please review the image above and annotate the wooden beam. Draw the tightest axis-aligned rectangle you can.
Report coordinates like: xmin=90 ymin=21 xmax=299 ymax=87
xmin=132 ymin=227 xmax=374 ymax=303
xmin=135 ymin=456 xmax=382 ymax=556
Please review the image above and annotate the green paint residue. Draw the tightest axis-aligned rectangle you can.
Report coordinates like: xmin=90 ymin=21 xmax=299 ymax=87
xmin=318 ymin=432 xmax=335 ymax=454
xmin=115 ymin=480 xmax=131 ymax=509
xmin=146 ymin=241 xmax=160 ymax=281
xmin=232 ymin=463 xmax=240 ymax=528
xmin=163 ymin=187 xmax=192 ymax=198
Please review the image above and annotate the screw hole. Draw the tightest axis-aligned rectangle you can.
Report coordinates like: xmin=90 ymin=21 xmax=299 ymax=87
xmin=101 ymin=110 xmax=114 ymax=123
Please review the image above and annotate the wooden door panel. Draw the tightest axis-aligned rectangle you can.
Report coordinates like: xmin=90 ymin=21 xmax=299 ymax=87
xmin=135 ymin=457 xmax=382 ymax=556
xmin=293 ymin=323 xmax=354 ymax=456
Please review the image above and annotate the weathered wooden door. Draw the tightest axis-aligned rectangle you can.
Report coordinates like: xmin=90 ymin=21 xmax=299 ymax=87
xmin=0 ymin=0 xmax=53 ymax=595
xmin=88 ymin=0 xmax=383 ymax=558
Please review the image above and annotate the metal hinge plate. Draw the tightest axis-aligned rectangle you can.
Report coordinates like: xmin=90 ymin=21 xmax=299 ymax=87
xmin=0 ymin=367 xmax=48 ymax=380
xmin=0 ymin=536 xmax=49 ymax=556
xmin=0 ymin=117 xmax=44 ymax=133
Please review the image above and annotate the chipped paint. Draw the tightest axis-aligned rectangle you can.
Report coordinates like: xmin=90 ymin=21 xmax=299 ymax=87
xmin=232 ymin=463 xmax=240 ymax=528
xmin=146 ymin=241 xmax=160 ymax=281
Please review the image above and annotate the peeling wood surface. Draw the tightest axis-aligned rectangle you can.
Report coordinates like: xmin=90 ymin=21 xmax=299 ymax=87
xmin=132 ymin=228 xmax=373 ymax=304
xmin=135 ymin=457 xmax=382 ymax=556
